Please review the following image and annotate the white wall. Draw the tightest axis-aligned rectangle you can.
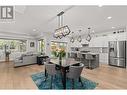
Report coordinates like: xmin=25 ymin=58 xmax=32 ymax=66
xmin=26 ymin=40 xmax=37 ymax=52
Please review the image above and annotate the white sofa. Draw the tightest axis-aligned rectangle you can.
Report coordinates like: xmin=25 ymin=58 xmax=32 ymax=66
xmin=14 ymin=54 xmax=37 ymax=67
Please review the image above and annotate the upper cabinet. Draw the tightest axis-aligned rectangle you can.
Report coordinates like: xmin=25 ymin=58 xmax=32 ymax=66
xmin=89 ymin=32 xmax=127 ymax=47
xmin=69 ymin=29 xmax=127 ymax=48
xmin=108 ymin=32 xmax=127 ymax=41
xmin=89 ymin=36 xmax=108 ymax=47
xmin=70 ymin=40 xmax=82 ymax=47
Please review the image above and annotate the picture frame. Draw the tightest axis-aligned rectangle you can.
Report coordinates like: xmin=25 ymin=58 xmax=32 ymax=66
xmin=30 ymin=42 xmax=34 ymax=47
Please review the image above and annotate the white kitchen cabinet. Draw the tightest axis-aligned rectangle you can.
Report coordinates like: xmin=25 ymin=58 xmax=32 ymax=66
xmin=89 ymin=37 xmax=98 ymax=47
xmin=89 ymin=32 xmax=127 ymax=47
xmin=89 ymin=36 xmax=108 ymax=47
xmin=102 ymin=36 xmax=108 ymax=47
xmin=70 ymin=40 xmax=82 ymax=48
xmin=99 ymin=53 xmax=108 ymax=64
xmin=108 ymin=32 xmax=127 ymax=41
xmin=81 ymin=38 xmax=89 ymax=45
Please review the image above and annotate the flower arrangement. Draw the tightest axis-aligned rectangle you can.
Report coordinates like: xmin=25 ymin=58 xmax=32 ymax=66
xmin=52 ymin=48 xmax=66 ymax=60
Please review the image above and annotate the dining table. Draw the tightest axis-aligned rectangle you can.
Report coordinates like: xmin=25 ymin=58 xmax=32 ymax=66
xmin=49 ymin=58 xmax=81 ymax=89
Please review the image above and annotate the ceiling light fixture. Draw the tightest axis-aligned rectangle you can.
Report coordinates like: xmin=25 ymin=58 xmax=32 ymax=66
xmin=54 ymin=11 xmax=71 ymax=39
xmin=112 ymin=27 xmax=115 ymax=29
xmin=107 ymin=16 xmax=112 ymax=19
xmin=33 ymin=29 xmax=36 ymax=31
xmin=86 ymin=27 xmax=92 ymax=42
xmin=98 ymin=5 xmax=103 ymax=7
xmin=70 ymin=32 xmax=74 ymax=43
xmin=77 ymin=30 xmax=82 ymax=42
xmin=92 ymin=30 xmax=95 ymax=33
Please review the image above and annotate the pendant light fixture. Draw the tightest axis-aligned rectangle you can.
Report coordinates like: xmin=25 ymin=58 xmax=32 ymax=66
xmin=77 ymin=30 xmax=82 ymax=42
xmin=70 ymin=32 xmax=75 ymax=43
xmin=86 ymin=27 xmax=92 ymax=42
xmin=54 ymin=11 xmax=71 ymax=39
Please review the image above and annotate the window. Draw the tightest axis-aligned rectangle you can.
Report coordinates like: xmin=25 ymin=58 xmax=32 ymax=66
xmin=0 ymin=39 xmax=26 ymax=52
xmin=19 ymin=40 xmax=26 ymax=52
xmin=38 ymin=39 xmax=45 ymax=53
xmin=51 ymin=41 xmax=67 ymax=58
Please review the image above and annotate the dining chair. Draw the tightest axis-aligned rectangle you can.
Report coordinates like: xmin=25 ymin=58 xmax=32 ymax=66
xmin=44 ymin=58 xmax=51 ymax=80
xmin=65 ymin=58 xmax=75 ymax=72
xmin=77 ymin=53 xmax=83 ymax=61
xmin=66 ymin=63 xmax=84 ymax=89
xmin=85 ymin=54 xmax=94 ymax=69
xmin=66 ymin=58 xmax=75 ymax=62
xmin=45 ymin=63 xmax=57 ymax=89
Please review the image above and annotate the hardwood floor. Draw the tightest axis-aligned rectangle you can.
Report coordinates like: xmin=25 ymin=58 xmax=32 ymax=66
xmin=0 ymin=61 xmax=127 ymax=89
xmin=83 ymin=64 xmax=127 ymax=89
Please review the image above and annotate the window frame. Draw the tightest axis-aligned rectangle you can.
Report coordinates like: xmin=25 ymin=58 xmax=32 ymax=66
xmin=38 ymin=39 xmax=45 ymax=53
xmin=0 ymin=38 xmax=27 ymax=52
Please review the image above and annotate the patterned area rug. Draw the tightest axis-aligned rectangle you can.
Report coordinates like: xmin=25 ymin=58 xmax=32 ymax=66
xmin=31 ymin=72 xmax=97 ymax=90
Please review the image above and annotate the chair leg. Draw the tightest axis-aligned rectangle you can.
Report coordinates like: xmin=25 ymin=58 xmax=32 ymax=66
xmin=72 ymin=79 xmax=74 ymax=89
xmin=50 ymin=75 xmax=53 ymax=89
xmin=44 ymin=69 xmax=48 ymax=81
xmin=88 ymin=60 xmax=90 ymax=69
xmin=79 ymin=76 xmax=83 ymax=87
xmin=44 ymin=74 xmax=48 ymax=82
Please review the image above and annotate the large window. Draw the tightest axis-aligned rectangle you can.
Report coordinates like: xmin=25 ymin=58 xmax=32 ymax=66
xmin=0 ymin=39 xmax=26 ymax=52
xmin=51 ymin=41 xmax=67 ymax=58
xmin=38 ymin=39 xmax=45 ymax=53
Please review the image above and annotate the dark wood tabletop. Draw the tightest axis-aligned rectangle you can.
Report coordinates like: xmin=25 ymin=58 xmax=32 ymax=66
xmin=50 ymin=58 xmax=80 ymax=67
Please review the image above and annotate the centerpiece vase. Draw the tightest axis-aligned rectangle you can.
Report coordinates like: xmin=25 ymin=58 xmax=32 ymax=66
xmin=59 ymin=53 xmax=62 ymax=66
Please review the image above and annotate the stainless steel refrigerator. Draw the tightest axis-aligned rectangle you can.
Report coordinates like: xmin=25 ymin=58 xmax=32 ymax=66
xmin=108 ymin=41 xmax=126 ymax=68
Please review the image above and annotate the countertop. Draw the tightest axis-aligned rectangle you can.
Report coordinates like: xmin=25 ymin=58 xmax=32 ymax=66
xmin=69 ymin=51 xmax=99 ymax=55
xmin=81 ymin=52 xmax=99 ymax=55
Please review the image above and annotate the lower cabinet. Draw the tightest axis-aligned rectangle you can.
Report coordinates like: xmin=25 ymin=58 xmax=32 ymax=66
xmin=99 ymin=53 xmax=108 ymax=64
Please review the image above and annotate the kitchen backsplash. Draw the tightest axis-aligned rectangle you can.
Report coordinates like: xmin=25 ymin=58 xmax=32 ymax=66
xmin=79 ymin=47 xmax=108 ymax=53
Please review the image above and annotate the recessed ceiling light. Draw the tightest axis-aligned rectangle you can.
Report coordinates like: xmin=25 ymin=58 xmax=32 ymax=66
xmin=92 ymin=30 xmax=95 ymax=33
xmin=112 ymin=27 xmax=115 ymax=29
xmin=98 ymin=5 xmax=103 ymax=7
xmin=107 ymin=16 xmax=112 ymax=19
xmin=33 ymin=29 xmax=36 ymax=31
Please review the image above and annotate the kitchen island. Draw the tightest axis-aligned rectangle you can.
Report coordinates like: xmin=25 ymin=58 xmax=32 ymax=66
xmin=68 ymin=52 xmax=99 ymax=69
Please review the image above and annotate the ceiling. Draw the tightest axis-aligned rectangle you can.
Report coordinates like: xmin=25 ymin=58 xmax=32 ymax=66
xmin=0 ymin=5 xmax=127 ymax=37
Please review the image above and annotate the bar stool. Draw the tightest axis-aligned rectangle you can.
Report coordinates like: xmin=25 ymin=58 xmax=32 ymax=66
xmin=77 ymin=53 xmax=83 ymax=62
xmin=85 ymin=54 xmax=94 ymax=69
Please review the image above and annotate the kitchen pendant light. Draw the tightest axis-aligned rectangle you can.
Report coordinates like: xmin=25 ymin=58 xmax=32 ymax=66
xmin=54 ymin=11 xmax=71 ymax=39
xmin=77 ymin=30 xmax=82 ymax=42
xmin=70 ymin=32 xmax=75 ymax=43
xmin=86 ymin=28 xmax=92 ymax=42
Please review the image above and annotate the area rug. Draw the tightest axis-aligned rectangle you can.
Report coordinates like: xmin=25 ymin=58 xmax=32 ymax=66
xmin=31 ymin=72 xmax=98 ymax=90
